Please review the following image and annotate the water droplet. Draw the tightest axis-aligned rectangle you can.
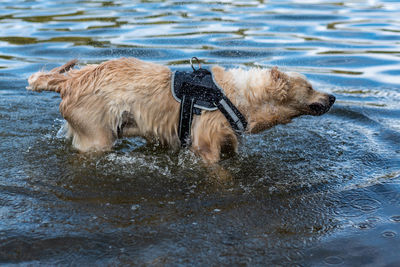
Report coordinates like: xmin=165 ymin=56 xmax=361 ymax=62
xmin=389 ymin=215 xmax=400 ymax=223
xmin=356 ymin=222 xmax=373 ymax=230
xmin=324 ymin=255 xmax=343 ymax=265
xmin=213 ymin=208 xmax=221 ymax=212
xmin=269 ymin=186 xmax=277 ymax=193
xmin=381 ymin=230 xmax=396 ymax=238
xmin=131 ymin=204 xmax=140 ymax=211
xmin=366 ymin=216 xmax=380 ymax=223
xmin=351 ymin=198 xmax=381 ymax=213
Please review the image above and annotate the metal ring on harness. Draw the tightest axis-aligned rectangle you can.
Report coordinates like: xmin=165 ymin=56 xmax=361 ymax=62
xmin=190 ymin=57 xmax=201 ymax=71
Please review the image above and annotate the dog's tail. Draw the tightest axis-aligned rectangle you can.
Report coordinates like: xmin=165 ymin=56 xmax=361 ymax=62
xmin=27 ymin=59 xmax=78 ymax=93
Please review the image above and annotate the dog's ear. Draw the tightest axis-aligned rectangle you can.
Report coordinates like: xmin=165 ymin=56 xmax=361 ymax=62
xmin=270 ymin=67 xmax=289 ymax=102
xmin=271 ymin=66 xmax=287 ymax=83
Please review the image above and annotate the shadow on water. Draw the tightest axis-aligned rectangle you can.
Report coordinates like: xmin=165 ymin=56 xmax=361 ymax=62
xmin=0 ymin=0 xmax=400 ymax=265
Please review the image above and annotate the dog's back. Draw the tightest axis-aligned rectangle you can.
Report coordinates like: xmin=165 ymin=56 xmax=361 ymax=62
xmin=27 ymin=58 xmax=180 ymax=152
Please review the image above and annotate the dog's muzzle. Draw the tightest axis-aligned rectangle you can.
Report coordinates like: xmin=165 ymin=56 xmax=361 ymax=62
xmin=309 ymin=94 xmax=335 ymax=116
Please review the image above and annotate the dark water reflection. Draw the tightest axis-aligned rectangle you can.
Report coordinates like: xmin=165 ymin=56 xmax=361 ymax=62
xmin=1 ymin=0 xmax=400 ymax=265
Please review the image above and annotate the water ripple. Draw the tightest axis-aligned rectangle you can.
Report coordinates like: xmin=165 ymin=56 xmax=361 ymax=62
xmin=1 ymin=0 xmax=400 ymax=265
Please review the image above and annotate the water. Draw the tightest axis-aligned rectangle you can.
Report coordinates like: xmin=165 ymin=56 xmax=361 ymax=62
xmin=1 ymin=0 xmax=400 ymax=265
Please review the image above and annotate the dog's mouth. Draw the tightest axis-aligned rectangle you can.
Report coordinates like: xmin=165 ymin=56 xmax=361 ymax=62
xmin=308 ymin=94 xmax=336 ymax=116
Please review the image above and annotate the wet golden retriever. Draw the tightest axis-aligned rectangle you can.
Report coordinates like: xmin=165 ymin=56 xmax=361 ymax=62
xmin=27 ymin=58 xmax=335 ymax=163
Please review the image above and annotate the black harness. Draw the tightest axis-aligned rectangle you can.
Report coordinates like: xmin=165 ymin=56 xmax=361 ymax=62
xmin=171 ymin=58 xmax=248 ymax=147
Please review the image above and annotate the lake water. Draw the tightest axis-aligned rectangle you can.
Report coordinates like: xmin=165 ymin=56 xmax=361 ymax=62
xmin=1 ymin=0 xmax=400 ymax=265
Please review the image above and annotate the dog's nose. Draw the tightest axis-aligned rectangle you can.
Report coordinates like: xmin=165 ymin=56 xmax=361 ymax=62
xmin=328 ymin=94 xmax=336 ymax=106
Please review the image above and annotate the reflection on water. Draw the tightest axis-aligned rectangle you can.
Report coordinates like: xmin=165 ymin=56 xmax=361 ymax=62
xmin=0 ymin=0 xmax=400 ymax=265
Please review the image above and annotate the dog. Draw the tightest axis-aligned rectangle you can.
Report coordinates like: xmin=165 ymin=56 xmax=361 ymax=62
xmin=27 ymin=57 xmax=335 ymax=163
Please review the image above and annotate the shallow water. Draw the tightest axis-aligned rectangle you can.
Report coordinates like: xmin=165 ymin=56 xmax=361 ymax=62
xmin=1 ymin=0 xmax=400 ymax=265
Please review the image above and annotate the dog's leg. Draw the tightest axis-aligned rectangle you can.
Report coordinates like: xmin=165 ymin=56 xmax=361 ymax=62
xmin=192 ymin=115 xmax=238 ymax=164
xmin=191 ymin=134 xmax=222 ymax=164
xmin=118 ymin=111 xmax=141 ymax=137
xmin=193 ymin=137 xmax=239 ymax=164
xmin=70 ymin=126 xmax=115 ymax=152
xmin=61 ymin=107 xmax=116 ymax=152
xmin=195 ymin=146 xmax=221 ymax=164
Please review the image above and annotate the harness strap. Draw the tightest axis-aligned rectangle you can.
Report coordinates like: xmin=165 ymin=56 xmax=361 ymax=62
xmin=216 ymin=96 xmax=247 ymax=134
xmin=173 ymin=60 xmax=248 ymax=147
xmin=178 ymin=95 xmax=195 ymax=146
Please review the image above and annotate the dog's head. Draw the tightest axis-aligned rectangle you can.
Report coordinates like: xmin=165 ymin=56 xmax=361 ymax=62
xmin=276 ymin=68 xmax=335 ymax=116
xmin=213 ymin=66 xmax=335 ymax=133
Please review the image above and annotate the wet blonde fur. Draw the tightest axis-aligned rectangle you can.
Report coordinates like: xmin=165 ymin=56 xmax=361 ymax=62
xmin=27 ymin=57 xmax=334 ymax=163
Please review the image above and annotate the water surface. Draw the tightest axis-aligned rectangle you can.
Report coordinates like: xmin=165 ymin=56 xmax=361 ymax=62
xmin=1 ymin=0 xmax=400 ymax=265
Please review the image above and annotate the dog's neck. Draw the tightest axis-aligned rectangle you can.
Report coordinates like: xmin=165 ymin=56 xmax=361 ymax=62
xmin=212 ymin=66 xmax=296 ymax=133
